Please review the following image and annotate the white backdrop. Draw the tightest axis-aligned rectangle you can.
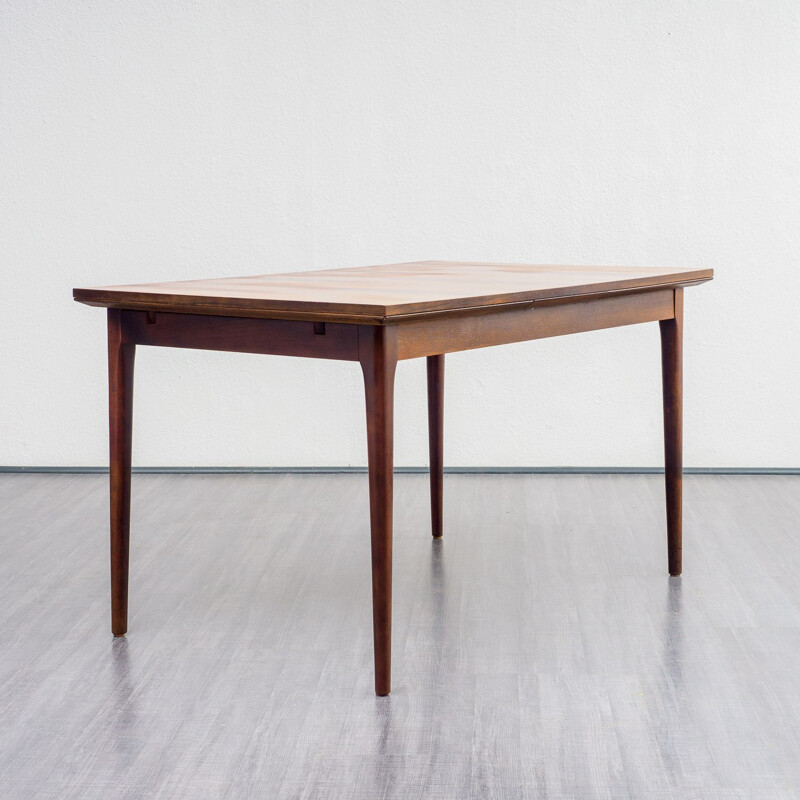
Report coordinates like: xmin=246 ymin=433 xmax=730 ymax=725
xmin=1 ymin=1 xmax=798 ymax=468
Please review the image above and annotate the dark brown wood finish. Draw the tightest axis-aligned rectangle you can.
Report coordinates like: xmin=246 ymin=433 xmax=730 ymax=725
xmin=124 ymin=310 xmax=359 ymax=361
xmin=358 ymin=325 xmax=398 ymax=696
xmin=77 ymin=262 xmax=711 ymax=695
xmin=660 ymin=288 xmax=684 ymax=576
xmin=396 ymin=287 xmax=675 ymax=359
xmin=107 ymin=309 xmax=135 ymax=636
xmin=427 ymin=355 xmax=445 ymax=539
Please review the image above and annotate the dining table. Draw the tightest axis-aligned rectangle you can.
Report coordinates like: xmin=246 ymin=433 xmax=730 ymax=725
xmin=74 ymin=260 xmax=713 ymax=695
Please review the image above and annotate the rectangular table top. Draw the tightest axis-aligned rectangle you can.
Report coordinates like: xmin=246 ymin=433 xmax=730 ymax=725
xmin=74 ymin=261 xmax=712 ymax=323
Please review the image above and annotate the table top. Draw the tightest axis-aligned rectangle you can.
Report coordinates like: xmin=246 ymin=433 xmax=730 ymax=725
xmin=74 ymin=261 xmax=713 ymax=323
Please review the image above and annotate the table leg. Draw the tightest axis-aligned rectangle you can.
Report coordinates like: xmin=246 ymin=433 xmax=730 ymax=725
xmin=108 ymin=309 xmax=135 ymax=635
xmin=426 ymin=355 xmax=445 ymax=538
xmin=659 ymin=288 xmax=683 ymax=576
xmin=359 ymin=326 xmax=397 ymax=696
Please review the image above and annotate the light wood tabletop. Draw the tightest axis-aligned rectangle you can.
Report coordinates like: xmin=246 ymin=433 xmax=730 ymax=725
xmin=73 ymin=260 xmax=712 ymax=323
xmin=75 ymin=260 xmax=712 ymax=695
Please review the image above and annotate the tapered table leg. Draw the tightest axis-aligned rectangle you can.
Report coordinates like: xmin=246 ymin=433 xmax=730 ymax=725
xmin=359 ymin=326 xmax=397 ymax=696
xmin=659 ymin=289 xmax=683 ymax=576
xmin=108 ymin=309 xmax=135 ymax=635
xmin=426 ymin=355 xmax=445 ymax=539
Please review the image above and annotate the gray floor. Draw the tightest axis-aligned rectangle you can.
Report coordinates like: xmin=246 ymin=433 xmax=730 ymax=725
xmin=1 ymin=474 xmax=800 ymax=799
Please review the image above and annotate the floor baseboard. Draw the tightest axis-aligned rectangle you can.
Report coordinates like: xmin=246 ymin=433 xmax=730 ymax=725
xmin=1 ymin=466 xmax=798 ymax=475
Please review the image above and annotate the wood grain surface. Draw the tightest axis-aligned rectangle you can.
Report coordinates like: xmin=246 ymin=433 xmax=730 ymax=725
xmin=74 ymin=261 xmax=713 ymax=323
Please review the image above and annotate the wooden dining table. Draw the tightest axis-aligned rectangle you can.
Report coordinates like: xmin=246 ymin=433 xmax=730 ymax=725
xmin=74 ymin=260 xmax=712 ymax=695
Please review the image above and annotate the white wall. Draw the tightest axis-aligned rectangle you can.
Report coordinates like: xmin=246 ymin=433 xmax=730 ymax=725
xmin=1 ymin=0 xmax=798 ymax=468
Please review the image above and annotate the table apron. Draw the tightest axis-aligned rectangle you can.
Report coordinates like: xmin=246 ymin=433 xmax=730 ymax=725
xmin=118 ymin=287 xmax=676 ymax=362
xmin=395 ymin=287 xmax=676 ymax=359
xmin=119 ymin=310 xmax=361 ymax=361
